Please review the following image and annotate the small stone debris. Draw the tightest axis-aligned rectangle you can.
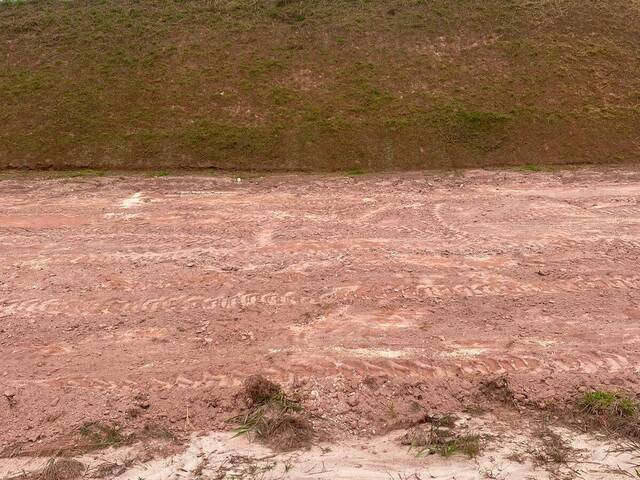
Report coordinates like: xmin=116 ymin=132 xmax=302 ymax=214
xmin=4 ymin=390 xmax=17 ymax=408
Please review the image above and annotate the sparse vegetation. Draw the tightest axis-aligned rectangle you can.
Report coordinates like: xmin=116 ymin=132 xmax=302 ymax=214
xmin=529 ymin=427 xmax=574 ymax=466
xmin=6 ymin=458 xmax=85 ymax=480
xmin=463 ymin=404 xmax=487 ymax=416
xmin=148 ymin=170 xmax=169 ymax=177
xmin=230 ymin=375 xmax=314 ymax=451
xmin=401 ymin=415 xmax=482 ymax=459
xmin=580 ymin=390 xmax=638 ymax=417
xmin=77 ymin=422 xmax=128 ymax=451
xmin=577 ymin=390 xmax=640 ymax=441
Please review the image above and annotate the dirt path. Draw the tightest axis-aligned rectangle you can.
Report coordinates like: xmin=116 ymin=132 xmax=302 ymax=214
xmin=1 ymin=167 xmax=640 ymax=455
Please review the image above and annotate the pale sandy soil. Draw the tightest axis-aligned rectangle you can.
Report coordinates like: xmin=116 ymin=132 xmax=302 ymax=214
xmin=1 ymin=412 xmax=638 ymax=479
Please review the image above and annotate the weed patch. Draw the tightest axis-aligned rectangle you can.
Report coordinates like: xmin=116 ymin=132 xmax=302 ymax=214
xmin=230 ymin=375 xmax=314 ymax=451
xmin=6 ymin=458 xmax=85 ymax=480
xmin=77 ymin=422 xmax=128 ymax=451
xmin=577 ymin=390 xmax=640 ymax=440
xmin=401 ymin=415 xmax=482 ymax=459
xmin=528 ymin=427 xmax=574 ymax=466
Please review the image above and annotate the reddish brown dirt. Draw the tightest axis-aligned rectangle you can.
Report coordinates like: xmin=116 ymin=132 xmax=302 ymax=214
xmin=1 ymin=168 xmax=640 ymax=452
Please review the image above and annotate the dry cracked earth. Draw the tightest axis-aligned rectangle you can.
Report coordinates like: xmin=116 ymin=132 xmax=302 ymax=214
xmin=1 ymin=167 xmax=640 ymax=465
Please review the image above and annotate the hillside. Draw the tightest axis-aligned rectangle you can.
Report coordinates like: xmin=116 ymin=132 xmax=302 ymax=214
xmin=1 ymin=0 xmax=639 ymax=171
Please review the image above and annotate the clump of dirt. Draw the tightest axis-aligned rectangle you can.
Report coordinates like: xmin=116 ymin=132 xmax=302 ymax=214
xmin=7 ymin=458 xmax=85 ymax=480
xmin=243 ymin=375 xmax=283 ymax=407
xmin=231 ymin=375 xmax=314 ymax=451
xmin=258 ymin=413 xmax=314 ymax=452
xmin=480 ymin=376 xmax=516 ymax=405
xmin=400 ymin=414 xmax=481 ymax=458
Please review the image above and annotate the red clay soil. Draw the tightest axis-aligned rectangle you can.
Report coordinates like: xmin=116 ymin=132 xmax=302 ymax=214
xmin=1 ymin=168 xmax=640 ymax=452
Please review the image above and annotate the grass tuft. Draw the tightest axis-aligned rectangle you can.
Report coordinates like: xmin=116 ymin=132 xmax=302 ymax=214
xmin=576 ymin=390 xmax=640 ymax=442
xmin=522 ymin=164 xmax=543 ymax=172
xmin=77 ymin=422 xmax=128 ymax=451
xmin=6 ymin=458 xmax=85 ymax=480
xmin=402 ymin=415 xmax=482 ymax=459
xmin=579 ymin=390 xmax=638 ymax=417
xmin=529 ymin=427 xmax=574 ymax=466
xmin=230 ymin=375 xmax=314 ymax=451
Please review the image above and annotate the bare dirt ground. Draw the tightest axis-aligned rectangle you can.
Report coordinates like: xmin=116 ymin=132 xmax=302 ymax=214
xmin=2 ymin=412 xmax=638 ymax=479
xmin=1 ymin=167 xmax=640 ymax=476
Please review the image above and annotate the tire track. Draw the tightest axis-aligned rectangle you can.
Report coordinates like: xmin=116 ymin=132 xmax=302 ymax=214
xmin=2 ymin=274 xmax=638 ymax=317
xmin=19 ymin=350 xmax=637 ymax=394
xmin=0 ymin=286 xmax=361 ymax=316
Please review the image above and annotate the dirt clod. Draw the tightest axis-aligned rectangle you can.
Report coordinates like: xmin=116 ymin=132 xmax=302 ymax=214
xmin=242 ymin=375 xmax=282 ymax=407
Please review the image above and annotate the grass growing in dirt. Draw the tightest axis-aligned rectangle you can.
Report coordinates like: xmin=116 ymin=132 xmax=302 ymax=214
xmin=230 ymin=375 xmax=314 ymax=451
xmin=577 ymin=390 xmax=640 ymax=440
xmin=77 ymin=422 xmax=128 ymax=451
xmin=6 ymin=458 xmax=85 ymax=480
xmin=345 ymin=168 xmax=366 ymax=176
xmin=528 ymin=427 xmax=575 ymax=466
xmin=1 ymin=0 xmax=639 ymax=170
xmin=401 ymin=415 xmax=482 ymax=459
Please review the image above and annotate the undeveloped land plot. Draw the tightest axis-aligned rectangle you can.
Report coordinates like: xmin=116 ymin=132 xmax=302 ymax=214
xmin=1 ymin=168 xmax=640 ymax=454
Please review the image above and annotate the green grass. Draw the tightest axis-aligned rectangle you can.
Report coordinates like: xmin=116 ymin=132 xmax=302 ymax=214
xmin=1 ymin=0 xmax=639 ymax=170
xmin=522 ymin=164 xmax=543 ymax=172
xmin=576 ymin=390 xmax=640 ymax=443
xmin=406 ymin=415 xmax=482 ymax=459
xmin=579 ymin=390 xmax=638 ymax=417
xmin=148 ymin=170 xmax=169 ymax=177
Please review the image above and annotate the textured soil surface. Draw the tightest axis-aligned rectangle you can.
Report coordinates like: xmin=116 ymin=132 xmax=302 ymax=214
xmin=3 ymin=412 xmax=639 ymax=479
xmin=1 ymin=167 xmax=640 ymax=453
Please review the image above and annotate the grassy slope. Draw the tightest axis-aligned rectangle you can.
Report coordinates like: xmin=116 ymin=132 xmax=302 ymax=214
xmin=1 ymin=0 xmax=639 ymax=171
